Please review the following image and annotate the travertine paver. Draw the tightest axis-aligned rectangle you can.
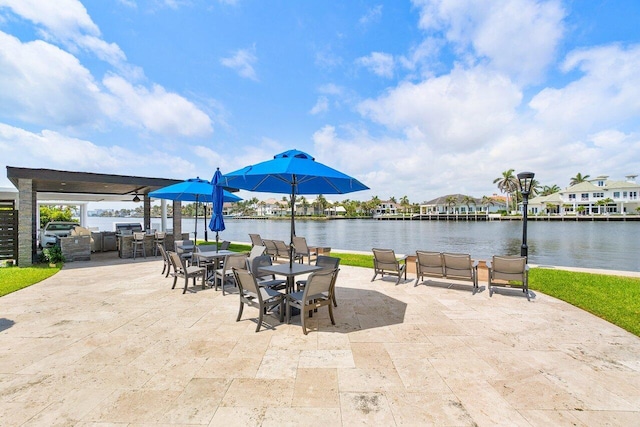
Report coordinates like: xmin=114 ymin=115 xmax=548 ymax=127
xmin=0 ymin=252 xmax=639 ymax=426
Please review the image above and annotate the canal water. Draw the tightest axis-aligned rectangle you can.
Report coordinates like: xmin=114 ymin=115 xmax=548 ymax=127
xmin=87 ymin=217 xmax=640 ymax=272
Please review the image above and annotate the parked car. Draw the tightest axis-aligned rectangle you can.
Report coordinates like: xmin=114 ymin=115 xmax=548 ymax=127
xmin=39 ymin=221 xmax=80 ymax=248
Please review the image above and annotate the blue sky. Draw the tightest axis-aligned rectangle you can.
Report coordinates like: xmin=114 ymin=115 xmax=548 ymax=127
xmin=1 ymin=0 xmax=639 ymax=206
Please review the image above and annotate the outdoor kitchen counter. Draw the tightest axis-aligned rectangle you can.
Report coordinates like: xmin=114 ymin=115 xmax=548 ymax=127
xmin=117 ymin=233 xmax=186 ymax=258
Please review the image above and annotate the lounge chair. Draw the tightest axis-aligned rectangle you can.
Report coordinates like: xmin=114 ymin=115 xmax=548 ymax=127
xmin=415 ymin=250 xmax=444 ymax=286
xmin=487 ymin=255 xmax=530 ymax=300
xmin=273 ymin=240 xmax=292 ymax=261
xmin=292 ymin=236 xmax=317 ymax=264
xmin=371 ymin=248 xmax=407 ymax=285
xmin=249 ymin=233 xmax=263 ymax=247
xmin=263 ymin=239 xmax=278 ymax=259
xmin=232 ymin=268 xmax=284 ymax=332
xmin=442 ymin=253 xmax=479 ymax=292
xmin=286 ymin=268 xmax=338 ymax=335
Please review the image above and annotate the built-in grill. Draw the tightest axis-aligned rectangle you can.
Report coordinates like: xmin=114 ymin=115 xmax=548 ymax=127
xmin=114 ymin=223 xmax=143 ymax=234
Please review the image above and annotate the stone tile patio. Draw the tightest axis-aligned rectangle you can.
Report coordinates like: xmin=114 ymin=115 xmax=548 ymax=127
xmin=1 ymin=253 xmax=639 ymax=426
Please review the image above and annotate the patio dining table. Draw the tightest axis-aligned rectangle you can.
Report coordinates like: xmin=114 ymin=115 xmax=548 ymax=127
xmin=191 ymin=249 xmax=237 ymax=283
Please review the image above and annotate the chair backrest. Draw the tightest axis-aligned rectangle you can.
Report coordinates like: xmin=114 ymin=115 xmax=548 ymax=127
xmin=168 ymin=251 xmax=185 ymax=274
xmin=224 ymin=253 xmax=248 ymax=272
xmin=443 ymin=253 xmax=473 ymax=278
xmin=292 ymin=236 xmax=309 ymax=254
xmin=303 ymin=268 xmax=336 ymax=300
xmin=416 ymin=251 xmax=444 ymax=275
xmin=233 ymin=268 xmax=261 ymax=300
xmin=249 ymin=234 xmax=263 ymax=247
xmin=220 ymin=240 xmax=231 ymax=250
xmin=157 ymin=242 xmax=168 ymax=260
xmin=372 ymin=248 xmax=399 ymax=270
xmin=155 ymin=231 xmax=166 ymax=239
xmin=175 ymin=239 xmax=194 ymax=254
xmin=249 ymin=255 xmax=275 ymax=280
xmin=133 ymin=231 xmax=145 ymax=241
xmin=492 ymin=255 xmax=527 ymax=282
xmin=316 ymin=255 xmax=340 ymax=269
xmin=274 ymin=240 xmax=289 ymax=256
xmin=263 ymin=239 xmax=277 ymax=255
xmin=248 ymin=245 xmax=266 ymax=259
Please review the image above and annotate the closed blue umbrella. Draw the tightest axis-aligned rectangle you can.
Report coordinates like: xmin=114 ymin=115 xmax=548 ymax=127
xmin=209 ymin=168 xmax=226 ymax=251
xmin=149 ymin=177 xmax=241 ymax=241
xmin=218 ymin=149 xmax=368 ymax=266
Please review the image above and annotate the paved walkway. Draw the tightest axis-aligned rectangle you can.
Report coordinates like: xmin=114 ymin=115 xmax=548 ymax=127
xmin=1 ymin=253 xmax=639 ymax=426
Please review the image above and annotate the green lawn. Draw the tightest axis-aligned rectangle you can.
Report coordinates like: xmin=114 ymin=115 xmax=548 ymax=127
xmin=0 ymin=264 xmax=61 ymax=297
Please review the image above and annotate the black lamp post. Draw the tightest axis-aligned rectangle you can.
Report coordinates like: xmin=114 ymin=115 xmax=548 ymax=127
xmin=517 ymin=172 xmax=535 ymax=259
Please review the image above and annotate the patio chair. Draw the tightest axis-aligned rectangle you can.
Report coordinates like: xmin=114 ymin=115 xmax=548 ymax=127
xmin=249 ymin=233 xmax=263 ymax=247
xmin=415 ymin=251 xmax=444 ymax=286
xmin=296 ymin=255 xmax=340 ymax=307
xmin=248 ymin=255 xmax=287 ymax=290
xmin=213 ymin=253 xmax=248 ymax=295
xmin=371 ymin=248 xmax=407 ymax=285
xmin=220 ymin=240 xmax=231 ymax=250
xmin=273 ymin=240 xmax=292 ymax=261
xmin=487 ymin=255 xmax=530 ymax=300
xmin=132 ymin=232 xmax=146 ymax=259
xmin=153 ymin=231 xmax=166 ymax=256
xmin=286 ymin=268 xmax=338 ymax=335
xmin=157 ymin=243 xmax=172 ymax=277
xmin=232 ymin=268 xmax=284 ymax=332
xmin=263 ymin=239 xmax=278 ymax=259
xmin=293 ymin=236 xmax=317 ymax=264
xmin=174 ymin=239 xmax=194 ymax=264
xmin=442 ymin=252 xmax=479 ymax=292
xmin=168 ymin=251 xmax=206 ymax=294
xmin=247 ymin=245 xmax=266 ymax=267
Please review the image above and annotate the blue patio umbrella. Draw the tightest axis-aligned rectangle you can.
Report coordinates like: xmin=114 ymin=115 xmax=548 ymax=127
xmin=208 ymin=168 xmax=226 ymax=251
xmin=218 ymin=149 xmax=368 ymax=266
xmin=149 ymin=177 xmax=241 ymax=241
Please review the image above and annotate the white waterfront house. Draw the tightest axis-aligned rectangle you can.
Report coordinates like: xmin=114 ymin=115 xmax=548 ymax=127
xmin=419 ymin=194 xmax=506 ymax=215
xmin=527 ymin=175 xmax=640 ymax=215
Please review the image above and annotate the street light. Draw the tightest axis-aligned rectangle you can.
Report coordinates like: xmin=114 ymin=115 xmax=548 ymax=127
xmin=517 ymin=171 xmax=535 ymax=259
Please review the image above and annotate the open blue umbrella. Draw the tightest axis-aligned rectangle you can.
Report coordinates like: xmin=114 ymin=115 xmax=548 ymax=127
xmin=149 ymin=177 xmax=241 ymax=241
xmin=209 ymin=168 xmax=226 ymax=251
xmin=218 ymin=149 xmax=368 ymax=266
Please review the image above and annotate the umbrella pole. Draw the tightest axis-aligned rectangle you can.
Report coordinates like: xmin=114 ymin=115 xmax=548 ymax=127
xmin=204 ymin=202 xmax=208 ymax=242
xmin=216 ymin=231 xmax=219 ymax=253
xmin=194 ymin=196 xmax=198 ymax=243
xmin=289 ymin=177 xmax=296 ymax=268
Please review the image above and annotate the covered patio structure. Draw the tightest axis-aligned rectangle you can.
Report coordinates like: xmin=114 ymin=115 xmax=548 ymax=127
xmin=6 ymin=166 xmax=185 ymax=266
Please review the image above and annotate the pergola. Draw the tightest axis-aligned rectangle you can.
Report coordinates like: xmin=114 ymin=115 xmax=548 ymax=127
xmin=6 ymin=166 xmax=186 ymax=266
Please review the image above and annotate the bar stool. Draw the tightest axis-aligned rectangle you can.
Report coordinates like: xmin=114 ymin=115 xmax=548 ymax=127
xmin=153 ymin=231 xmax=166 ymax=256
xmin=132 ymin=232 xmax=146 ymax=259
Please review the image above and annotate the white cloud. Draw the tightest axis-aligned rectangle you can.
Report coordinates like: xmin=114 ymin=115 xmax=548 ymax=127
xmin=359 ymin=5 xmax=383 ymax=26
xmin=0 ymin=31 xmax=105 ymax=127
xmin=358 ymin=66 xmax=522 ymax=150
xmin=221 ymin=47 xmax=258 ymax=81
xmin=0 ymin=0 xmax=128 ymax=68
xmin=103 ymin=75 xmax=213 ymax=137
xmin=355 ymin=52 xmax=395 ymax=78
xmin=310 ymin=96 xmax=329 ymax=115
xmin=411 ymin=0 xmax=565 ymax=84
xmin=314 ymin=49 xmax=343 ymax=71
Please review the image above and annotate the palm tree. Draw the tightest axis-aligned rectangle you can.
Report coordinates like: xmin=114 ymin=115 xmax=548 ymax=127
xmin=541 ymin=184 xmax=561 ymax=196
xmin=493 ymin=169 xmax=518 ymax=212
xmin=481 ymin=195 xmax=495 ymax=213
xmin=461 ymin=195 xmax=476 ymax=214
xmin=445 ymin=195 xmax=457 ymax=214
xmin=400 ymin=195 xmax=410 ymax=215
xmin=570 ymin=173 xmax=590 ymax=186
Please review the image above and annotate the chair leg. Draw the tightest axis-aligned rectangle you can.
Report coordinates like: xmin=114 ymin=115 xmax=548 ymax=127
xmin=172 ymin=276 xmax=178 ymax=289
xmin=256 ymin=307 xmax=264 ymax=332
xmin=301 ymin=305 xmax=308 ymax=335
xmin=328 ymin=303 xmax=335 ymax=325
xmin=371 ymin=271 xmax=378 ymax=282
xmin=236 ymin=301 xmax=244 ymax=321
xmin=182 ymin=277 xmax=189 ymax=294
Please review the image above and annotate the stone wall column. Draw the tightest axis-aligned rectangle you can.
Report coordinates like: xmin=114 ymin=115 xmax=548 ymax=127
xmin=17 ymin=178 xmax=35 ymax=266
xmin=144 ymin=195 xmax=151 ymax=231
xmin=172 ymin=200 xmax=182 ymax=238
